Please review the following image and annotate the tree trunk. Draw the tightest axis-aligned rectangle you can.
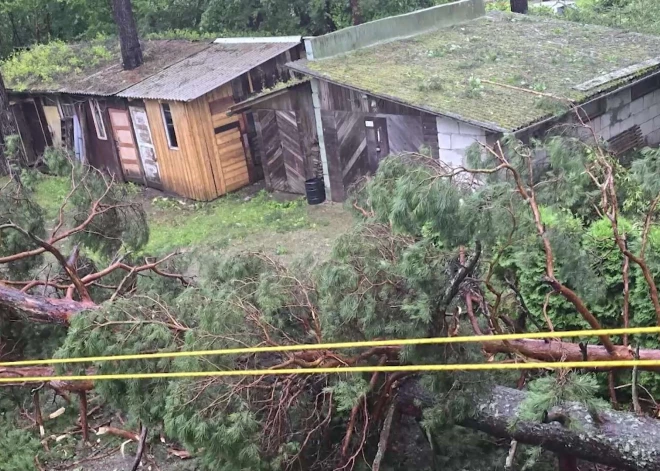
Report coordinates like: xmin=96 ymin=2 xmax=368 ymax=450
xmin=467 ymin=386 xmax=660 ymax=470
xmin=111 ymin=0 xmax=143 ymax=70
xmin=2 ymin=282 xmax=660 ymax=364
xmin=510 ymin=0 xmax=528 ymax=14
xmin=400 ymin=384 xmax=660 ymax=470
xmin=0 ymin=284 xmax=97 ymax=324
xmin=350 ymin=0 xmax=363 ymax=25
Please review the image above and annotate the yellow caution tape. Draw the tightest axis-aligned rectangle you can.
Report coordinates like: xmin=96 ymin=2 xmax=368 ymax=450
xmin=1 ymin=326 xmax=658 ymax=368
xmin=2 ymin=359 xmax=660 ymax=384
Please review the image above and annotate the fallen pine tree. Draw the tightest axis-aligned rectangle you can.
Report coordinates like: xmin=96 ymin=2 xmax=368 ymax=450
xmin=3 ymin=130 xmax=660 ymax=470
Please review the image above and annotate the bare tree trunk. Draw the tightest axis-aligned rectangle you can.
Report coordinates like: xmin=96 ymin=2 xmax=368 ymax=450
xmin=510 ymin=0 xmax=528 ymax=13
xmin=0 ymin=284 xmax=98 ymax=324
xmin=350 ymin=0 xmax=363 ymax=25
xmin=111 ymin=0 xmax=143 ymax=70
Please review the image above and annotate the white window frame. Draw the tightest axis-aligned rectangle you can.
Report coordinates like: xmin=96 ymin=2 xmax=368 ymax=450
xmin=160 ymin=103 xmax=179 ymax=150
xmin=90 ymin=99 xmax=108 ymax=140
xmin=57 ymin=99 xmax=75 ymax=118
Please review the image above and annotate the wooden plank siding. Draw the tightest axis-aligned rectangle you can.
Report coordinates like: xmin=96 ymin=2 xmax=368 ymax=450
xmin=145 ymin=100 xmax=217 ymax=201
xmin=205 ymin=85 xmax=251 ymax=193
xmin=142 ymin=81 xmax=253 ymax=201
xmin=314 ymin=80 xmax=447 ymax=202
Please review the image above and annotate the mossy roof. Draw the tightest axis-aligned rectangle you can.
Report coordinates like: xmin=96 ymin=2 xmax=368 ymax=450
xmin=2 ymin=40 xmax=211 ymax=96
xmin=290 ymin=11 xmax=660 ymax=131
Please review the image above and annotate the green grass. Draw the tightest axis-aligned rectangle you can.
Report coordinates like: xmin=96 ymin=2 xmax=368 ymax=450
xmin=31 ymin=176 xmax=70 ymax=220
xmin=26 ymin=176 xmax=313 ymax=255
xmin=143 ymin=191 xmax=311 ymax=254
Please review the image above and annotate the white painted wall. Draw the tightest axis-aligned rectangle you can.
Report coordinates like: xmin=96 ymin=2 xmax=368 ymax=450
xmin=437 ymin=116 xmax=486 ymax=166
xmin=585 ymin=87 xmax=660 ymax=145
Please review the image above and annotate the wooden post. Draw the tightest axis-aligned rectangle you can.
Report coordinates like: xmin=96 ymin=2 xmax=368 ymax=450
xmin=510 ymin=0 xmax=528 ymax=13
xmin=111 ymin=0 xmax=143 ymax=70
xmin=33 ymin=390 xmax=44 ymax=437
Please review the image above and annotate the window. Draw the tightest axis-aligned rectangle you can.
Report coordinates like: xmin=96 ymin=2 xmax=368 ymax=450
xmin=90 ymin=99 xmax=107 ymax=140
xmin=58 ymin=100 xmax=75 ymax=118
xmin=160 ymin=103 xmax=178 ymax=149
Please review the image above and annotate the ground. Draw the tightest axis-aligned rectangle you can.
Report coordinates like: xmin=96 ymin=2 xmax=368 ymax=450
xmin=22 ymin=176 xmax=353 ymax=471
xmin=31 ymin=176 xmax=354 ymax=265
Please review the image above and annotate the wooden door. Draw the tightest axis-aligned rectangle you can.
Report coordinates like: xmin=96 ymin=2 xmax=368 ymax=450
xmin=129 ymin=105 xmax=161 ymax=187
xmin=275 ymin=110 xmax=306 ymax=194
xmin=108 ymin=108 xmax=144 ymax=183
xmin=257 ymin=110 xmax=287 ymax=192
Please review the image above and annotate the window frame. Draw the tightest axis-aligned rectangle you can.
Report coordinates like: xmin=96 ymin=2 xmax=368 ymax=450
xmin=160 ymin=103 xmax=179 ymax=150
xmin=89 ymin=99 xmax=108 ymax=140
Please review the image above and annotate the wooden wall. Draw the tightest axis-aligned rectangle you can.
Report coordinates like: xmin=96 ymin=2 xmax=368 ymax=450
xmin=316 ymin=80 xmax=441 ymax=201
xmin=145 ymin=82 xmax=252 ymax=201
xmin=252 ymin=82 xmax=321 ymax=195
xmin=205 ymin=86 xmax=251 ymax=193
xmin=84 ymin=98 xmax=125 ymax=182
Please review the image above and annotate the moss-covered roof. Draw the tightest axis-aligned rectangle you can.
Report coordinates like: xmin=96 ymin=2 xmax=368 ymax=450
xmin=2 ymin=39 xmax=211 ymax=96
xmin=291 ymin=12 xmax=660 ymax=131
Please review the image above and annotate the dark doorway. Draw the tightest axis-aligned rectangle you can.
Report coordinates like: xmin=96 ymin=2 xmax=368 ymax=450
xmin=365 ymin=117 xmax=389 ymax=171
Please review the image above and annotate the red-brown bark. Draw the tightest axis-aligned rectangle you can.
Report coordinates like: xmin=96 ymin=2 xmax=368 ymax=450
xmin=0 ymin=284 xmax=97 ymax=324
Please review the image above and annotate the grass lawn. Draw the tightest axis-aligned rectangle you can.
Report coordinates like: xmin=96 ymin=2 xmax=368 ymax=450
xmin=143 ymin=190 xmax=314 ymax=254
xmin=26 ymin=175 xmax=353 ymax=261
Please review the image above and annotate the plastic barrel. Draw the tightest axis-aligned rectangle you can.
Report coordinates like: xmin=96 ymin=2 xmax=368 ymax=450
xmin=305 ymin=177 xmax=326 ymax=205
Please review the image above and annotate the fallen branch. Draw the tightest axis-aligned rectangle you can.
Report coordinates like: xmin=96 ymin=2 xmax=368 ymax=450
xmin=372 ymin=400 xmax=396 ymax=471
xmin=130 ymin=425 xmax=148 ymax=471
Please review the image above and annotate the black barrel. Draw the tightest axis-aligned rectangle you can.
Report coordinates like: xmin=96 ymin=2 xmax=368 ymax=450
xmin=305 ymin=177 xmax=326 ymax=205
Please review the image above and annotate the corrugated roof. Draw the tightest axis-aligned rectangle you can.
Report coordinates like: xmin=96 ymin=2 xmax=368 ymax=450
xmin=294 ymin=11 xmax=660 ymax=132
xmin=5 ymin=40 xmax=211 ymax=96
xmin=118 ymin=41 xmax=299 ymax=101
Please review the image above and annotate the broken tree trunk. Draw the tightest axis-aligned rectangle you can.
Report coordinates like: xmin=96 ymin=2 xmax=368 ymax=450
xmin=111 ymin=0 xmax=143 ymax=70
xmin=466 ymin=386 xmax=660 ymax=471
xmin=400 ymin=384 xmax=660 ymax=471
xmin=0 ymin=284 xmax=98 ymax=324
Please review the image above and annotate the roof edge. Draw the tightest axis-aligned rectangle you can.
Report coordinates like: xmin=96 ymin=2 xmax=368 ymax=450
xmin=214 ymin=36 xmax=301 ymax=44
xmin=229 ymin=79 xmax=311 ymax=114
xmin=287 ymin=60 xmax=507 ymax=133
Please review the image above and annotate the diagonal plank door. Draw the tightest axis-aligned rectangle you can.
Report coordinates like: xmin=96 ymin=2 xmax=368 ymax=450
xmin=108 ymin=108 xmax=145 ymax=183
xmin=275 ymin=110 xmax=306 ymax=194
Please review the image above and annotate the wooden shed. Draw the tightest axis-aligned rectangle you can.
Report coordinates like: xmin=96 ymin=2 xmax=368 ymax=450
xmin=117 ymin=38 xmax=305 ymax=200
xmin=5 ymin=38 xmax=305 ymax=201
xmin=230 ymin=80 xmax=322 ymax=195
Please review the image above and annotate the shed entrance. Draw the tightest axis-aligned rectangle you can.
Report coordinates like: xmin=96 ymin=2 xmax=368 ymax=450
xmin=108 ymin=108 xmax=145 ymax=183
xmin=256 ymin=109 xmax=308 ymax=194
xmin=129 ymin=105 xmax=162 ymax=187
xmin=365 ymin=117 xmax=389 ymax=171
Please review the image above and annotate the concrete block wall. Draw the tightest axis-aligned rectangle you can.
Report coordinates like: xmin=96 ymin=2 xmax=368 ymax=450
xmin=586 ymin=87 xmax=660 ymax=146
xmin=436 ymin=116 xmax=486 ymax=166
